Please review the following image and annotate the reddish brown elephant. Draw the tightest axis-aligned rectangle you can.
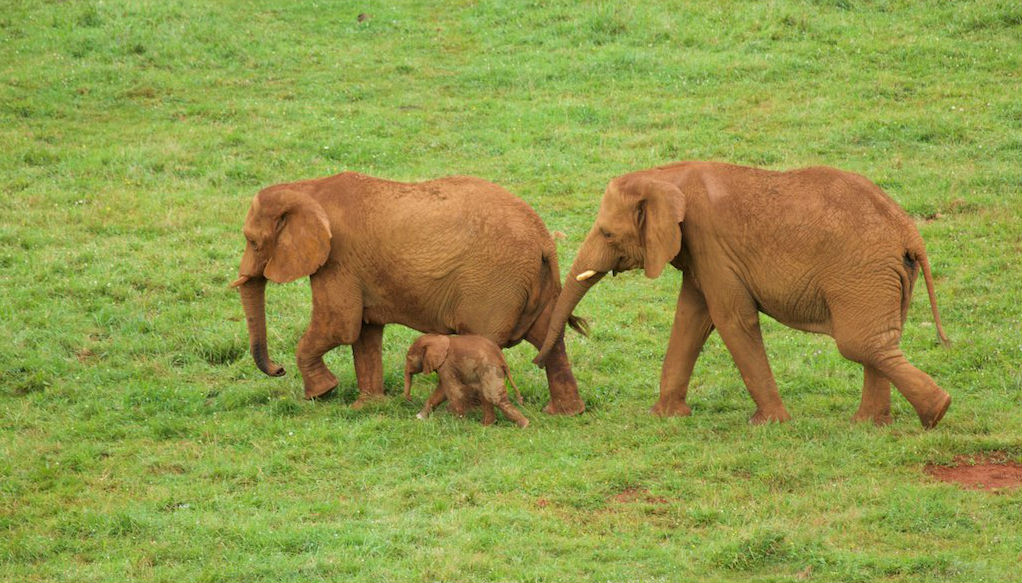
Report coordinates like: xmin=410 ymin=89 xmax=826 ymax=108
xmin=535 ymin=161 xmax=951 ymax=428
xmin=232 ymin=172 xmax=585 ymax=414
xmin=404 ymin=334 xmax=529 ymax=428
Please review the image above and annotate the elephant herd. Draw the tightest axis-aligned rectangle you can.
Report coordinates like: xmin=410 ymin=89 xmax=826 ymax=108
xmin=232 ymin=161 xmax=952 ymax=429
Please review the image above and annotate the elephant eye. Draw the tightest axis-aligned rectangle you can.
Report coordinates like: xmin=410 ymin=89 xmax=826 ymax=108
xmin=600 ymin=228 xmax=613 ymax=239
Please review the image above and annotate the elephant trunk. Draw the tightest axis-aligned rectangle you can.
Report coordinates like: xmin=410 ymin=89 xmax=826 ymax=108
xmin=533 ymin=260 xmax=606 ymax=366
xmin=403 ymin=368 xmax=414 ymax=400
xmin=236 ymin=275 xmax=286 ymax=377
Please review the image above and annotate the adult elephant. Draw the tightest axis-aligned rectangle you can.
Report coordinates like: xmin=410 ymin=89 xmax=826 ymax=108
xmin=534 ymin=161 xmax=951 ymax=428
xmin=231 ymin=171 xmax=586 ymax=414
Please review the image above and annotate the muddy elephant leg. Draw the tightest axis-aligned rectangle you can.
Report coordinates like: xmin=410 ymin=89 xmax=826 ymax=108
xmin=874 ymin=353 xmax=950 ymax=429
xmin=351 ymin=323 xmax=385 ymax=408
xmin=653 ymin=281 xmax=714 ymax=417
xmin=852 ymin=364 xmax=893 ymax=426
xmin=481 ymin=401 xmax=496 ymax=426
xmin=708 ymin=292 xmax=791 ymax=424
xmin=833 ymin=299 xmax=950 ymax=429
xmin=300 ymin=274 xmax=361 ymax=400
xmin=496 ymin=397 xmax=530 ymax=428
xmin=839 ymin=344 xmax=950 ymax=429
xmin=296 ymin=329 xmax=342 ymax=399
xmin=525 ymin=310 xmax=585 ymax=416
xmin=439 ymin=374 xmax=469 ymax=417
xmin=417 ymin=386 xmax=447 ymax=420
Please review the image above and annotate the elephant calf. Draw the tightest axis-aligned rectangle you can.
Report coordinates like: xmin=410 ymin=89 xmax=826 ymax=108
xmin=404 ymin=334 xmax=529 ymax=428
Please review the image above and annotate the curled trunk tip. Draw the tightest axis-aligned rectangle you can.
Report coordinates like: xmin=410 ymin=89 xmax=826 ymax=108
xmin=237 ymin=276 xmax=286 ymax=378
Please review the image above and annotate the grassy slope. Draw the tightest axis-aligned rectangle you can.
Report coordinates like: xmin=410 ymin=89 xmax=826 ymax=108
xmin=1 ymin=1 xmax=1020 ymax=581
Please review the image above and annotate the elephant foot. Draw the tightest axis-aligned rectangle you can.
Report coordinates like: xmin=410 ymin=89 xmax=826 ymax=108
xmin=749 ymin=407 xmax=792 ymax=425
xmin=650 ymin=398 xmax=692 ymax=417
xmin=542 ymin=398 xmax=585 ymax=416
xmin=852 ymin=409 xmax=893 ymax=427
xmin=350 ymin=393 xmax=387 ymax=410
xmin=515 ymin=417 xmax=530 ymax=429
xmin=917 ymin=391 xmax=951 ymax=429
xmin=303 ymin=372 xmax=338 ymax=400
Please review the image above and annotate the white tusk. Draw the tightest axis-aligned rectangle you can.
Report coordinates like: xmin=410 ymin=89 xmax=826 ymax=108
xmin=229 ymin=274 xmax=251 ymax=288
xmin=575 ymin=269 xmax=598 ymax=281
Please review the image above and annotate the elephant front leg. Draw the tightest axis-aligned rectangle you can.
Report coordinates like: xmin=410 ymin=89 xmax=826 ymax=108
xmin=709 ymin=295 xmax=792 ymax=424
xmin=302 ymin=273 xmax=362 ymax=401
xmin=417 ymin=386 xmax=447 ymax=420
xmin=852 ymin=364 xmax=893 ymax=426
xmin=296 ymin=331 xmax=341 ymax=400
xmin=525 ymin=314 xmax=585 ymax=416
xmin=653 ymin=282 xmax=714 ymax=417
xmin=351 ymin=323 xmax=385 ymax=408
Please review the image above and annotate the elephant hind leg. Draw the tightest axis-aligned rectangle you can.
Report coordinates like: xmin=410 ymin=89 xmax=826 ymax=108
xmin=834 ymin=329 xmax=950 ymax=429
xmin=853 ymin=348 xmax=949 ymax=429
xmin=852 ymin=364 xmax=893 ymax=426
xmin=496 ymin=397 xmax=530 ymax=428
xmin=481 ymin=401 xmax=496 ymax=426
xmin=351 ymin=323 xmax=385 ymax=408
xmin=524 ymin=311 xmax=585 ymax=416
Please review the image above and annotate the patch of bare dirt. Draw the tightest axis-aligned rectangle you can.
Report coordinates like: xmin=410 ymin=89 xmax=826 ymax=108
xmin=925 ymin=452 xmax=1022 ymax=492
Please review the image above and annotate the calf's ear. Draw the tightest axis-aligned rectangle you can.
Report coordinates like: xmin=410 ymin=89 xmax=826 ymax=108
xmin=422 ymin=335 xmax=451 ymax=374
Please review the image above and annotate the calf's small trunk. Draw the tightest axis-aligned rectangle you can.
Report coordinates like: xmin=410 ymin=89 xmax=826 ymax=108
xmin=403 ymin=369 xmax=415 ymax=400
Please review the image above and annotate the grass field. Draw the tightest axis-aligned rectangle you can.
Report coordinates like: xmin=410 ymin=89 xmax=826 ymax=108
xmin=2 ymin=0 xmax=1020 ymax=581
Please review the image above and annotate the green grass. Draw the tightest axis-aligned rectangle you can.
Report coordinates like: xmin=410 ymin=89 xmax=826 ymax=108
xmin=2 ymin=0 xmax=1020 ymax=581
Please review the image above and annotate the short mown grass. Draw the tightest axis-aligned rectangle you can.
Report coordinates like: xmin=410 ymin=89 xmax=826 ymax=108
xmin=1 ymin=1 xmax=1020 ymax=581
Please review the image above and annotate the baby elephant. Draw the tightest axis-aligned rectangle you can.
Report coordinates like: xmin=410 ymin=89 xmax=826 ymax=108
xmin=403 ymin=334 xmax=529 ymax=428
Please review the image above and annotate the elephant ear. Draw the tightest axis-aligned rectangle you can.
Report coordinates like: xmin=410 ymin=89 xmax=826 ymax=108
xmin=422 ymin=335 xmax=451 ymax=374
xmin=261 ymin=189 xmax=332 ymax=284
xmin=628 ymin=177 xmax=686 ymax=279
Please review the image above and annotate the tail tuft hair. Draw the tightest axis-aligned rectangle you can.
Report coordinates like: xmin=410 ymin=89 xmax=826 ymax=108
xmin=568 ymin=315 xmax=589 ymax=337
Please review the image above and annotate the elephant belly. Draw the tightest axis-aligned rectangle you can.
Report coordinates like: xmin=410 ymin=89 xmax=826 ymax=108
xmin=754 ymin=287 xmax=834 ymax=337
xmin=361 ymin=278 xmax=526 ymax=345
xmin=362 ymin=303 xmax=456 ymax=336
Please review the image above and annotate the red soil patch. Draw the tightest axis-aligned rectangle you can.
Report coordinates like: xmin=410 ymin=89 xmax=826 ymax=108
xmin=925 ymin=453 xmax=1022 ymax=492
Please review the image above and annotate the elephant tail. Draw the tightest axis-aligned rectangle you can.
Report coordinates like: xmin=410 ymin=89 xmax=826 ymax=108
xmin=502 ymin=363 xmax=524 ymax=405
xmin=919 ymin=251 xmax=951 ymax=347
xmin=909 ymin=247 xmax=951 ymax=348
xmin=568 ymin=315 xmax=590 ymax=337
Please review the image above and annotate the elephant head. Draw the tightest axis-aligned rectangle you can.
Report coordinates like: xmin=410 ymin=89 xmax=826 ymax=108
xmin=404 ymin=335 xmax=451 ymax=399
xmin=230 ymin=187 xmax=332 ymax=377
xmin=534 ymin=176 xmax=685 ymax=365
